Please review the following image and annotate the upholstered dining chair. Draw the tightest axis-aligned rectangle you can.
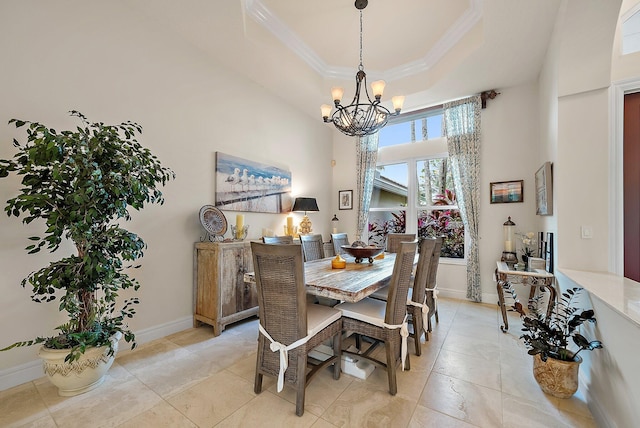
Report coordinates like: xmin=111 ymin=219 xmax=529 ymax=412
xmin=425 ymin=237 xmax=443 ymax=334
xmin=369 ymin=238 xmax=437 ymax=356
xmin=336 ymin=240 xmax=417 ymax=395
xmin=385 ymin=233 xmax=416 ymax=253
xmin=262 ymin=235 xmax=294 ymax=244
xmin=330 ymin=233 xmax=350 ymax=255
xmin=300 ymin=234 xmax=325 ymax=261
xmin=251 ymin=242 xmax=342 ymax=417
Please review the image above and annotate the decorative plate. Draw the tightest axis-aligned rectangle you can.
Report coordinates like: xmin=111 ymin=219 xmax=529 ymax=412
xmin=199 ymin=205 xmax=228 ymax=237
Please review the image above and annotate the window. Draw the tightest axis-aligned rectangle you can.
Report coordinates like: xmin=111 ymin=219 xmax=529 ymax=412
xmin=416 ymin=159 xmax=464 ymax=258
xmin=369 ymin=163 xmax=408 ymax=247
xmin=623 ymin=6 xmax=640 ymax=55
xmin=367 ymin=108 xmax=465 ymax=259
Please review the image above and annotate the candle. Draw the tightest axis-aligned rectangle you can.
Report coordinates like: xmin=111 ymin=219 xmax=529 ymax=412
xmin=332 ymin=227 xmax=337 ymax=234
xmin=236 ymin=215 xmax=244 ymax=239
xmin=286 ymin=216 xmax=294 ymax=235
xmin=505 ymin=240 xmax=514 ymax=252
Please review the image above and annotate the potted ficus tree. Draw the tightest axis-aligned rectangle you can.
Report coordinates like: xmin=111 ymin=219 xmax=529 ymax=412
xmin=511 ymin=286 xmax=603 ymax=398
xmin=0 ymin=111 xmax=174 ymax=396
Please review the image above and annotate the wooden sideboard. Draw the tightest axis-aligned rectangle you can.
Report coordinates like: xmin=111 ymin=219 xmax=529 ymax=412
xmin=194 ymin=241 xmax=257 ymax=336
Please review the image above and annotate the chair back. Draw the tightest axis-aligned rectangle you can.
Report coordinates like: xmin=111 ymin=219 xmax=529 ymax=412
xmin=251 ymin=242 xmax=307 ymax=343
xmin=300 ymin=234 xmax=325 ymax=261
xmin=427 ymin=237 xmax=443 ymax=289
xmin=331 ymin=233 xmax=349 ymax=255
xmin=262 ymin=235 xmax=294 ymax=244
xmin=410 ymin=238 xmax=437 ymax=305
xmin=386 ymin=233 xmax=416 ymax=253
xmin=384 ymin=240 xmax=418 ymax=325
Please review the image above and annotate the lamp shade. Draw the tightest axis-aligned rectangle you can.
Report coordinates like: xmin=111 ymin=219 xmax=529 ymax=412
xmin=292 ymin=197 xmax=319 ymax=213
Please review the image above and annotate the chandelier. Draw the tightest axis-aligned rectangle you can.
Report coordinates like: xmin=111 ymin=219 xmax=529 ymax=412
xmin=320 ymin=0 xmax=404 ymax=137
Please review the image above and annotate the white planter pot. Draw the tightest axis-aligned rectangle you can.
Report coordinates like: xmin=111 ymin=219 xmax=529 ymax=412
xmin=38 ymin=331 xmax=122 ymax=396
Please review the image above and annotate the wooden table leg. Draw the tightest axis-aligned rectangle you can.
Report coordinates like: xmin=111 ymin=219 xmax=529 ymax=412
xmin=543 ymin=280 xmax=557 ymax=319
xmin=496 ymin=274 xmax=509 ymax=332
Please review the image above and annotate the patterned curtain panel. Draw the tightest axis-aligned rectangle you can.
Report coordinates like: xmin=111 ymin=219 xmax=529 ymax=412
xmin=444 ymin=95 xmax=482 ymax=302
xmin=355 ymin=133 xmax=379 ymax=242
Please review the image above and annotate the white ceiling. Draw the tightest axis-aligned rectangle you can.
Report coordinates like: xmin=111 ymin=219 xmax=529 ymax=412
xmin=125 ymin=0 xmax=562 ymax=119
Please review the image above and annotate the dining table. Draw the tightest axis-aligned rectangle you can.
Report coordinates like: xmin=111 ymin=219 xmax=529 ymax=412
xmin=243 ymin=252 xmax=400 ymax=303
xmin=243 ymin=251 xmax=409 ymax=380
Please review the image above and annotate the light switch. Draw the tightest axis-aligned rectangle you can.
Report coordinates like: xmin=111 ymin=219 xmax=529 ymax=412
xmin=581 ymin=226 xmax=593 ymax=239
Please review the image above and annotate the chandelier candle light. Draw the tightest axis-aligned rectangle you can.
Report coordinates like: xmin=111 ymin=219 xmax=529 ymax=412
xmin=320 ymin=0 xmax=404 ymax=137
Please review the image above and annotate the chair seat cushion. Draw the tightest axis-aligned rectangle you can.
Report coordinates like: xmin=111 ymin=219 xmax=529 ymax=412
xmin=369 ymin=285 xmax=389 ymax=301
xmin=370 ymin=286 xmax=417 ymax=304
xmin=335 ymin=297 xmax=387 ymax=328
xmin=307 ymin=304 xmax=341 ymax=336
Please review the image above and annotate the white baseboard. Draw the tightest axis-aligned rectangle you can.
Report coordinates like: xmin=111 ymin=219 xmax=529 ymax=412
xmin=437 ymin=288 xmax=467 ymax=300
xmin=133 ymin=315 xmax=193 ymax=346
xmin=0 ymin=315 xmax=194 ymax=392
xmin=437 ymin=288 xmax=499 ymax=305
xmin=0 ymin=359 xmax=43 ymax=392
xmin=579 ymin=371 xmax=616 ymax=428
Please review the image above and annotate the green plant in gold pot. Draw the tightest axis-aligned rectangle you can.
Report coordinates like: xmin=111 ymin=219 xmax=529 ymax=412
xmin=515 ymin=286 xmax=603 ymax=398
xmin=0 ymin=111 xmax=174 ymax=395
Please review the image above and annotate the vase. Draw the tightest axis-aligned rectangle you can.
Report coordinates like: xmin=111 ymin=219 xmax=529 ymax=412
xmin=532 ymin=353 xmax=582 ymax=398
xmin=522 ymin=254 xmax=529 ymax=270
xmin=38 ymin=332 xmax=122 ymax=396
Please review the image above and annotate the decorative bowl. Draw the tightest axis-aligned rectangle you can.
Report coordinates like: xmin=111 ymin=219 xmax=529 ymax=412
xmin=341 ymin=245 xmax=385 ymax=263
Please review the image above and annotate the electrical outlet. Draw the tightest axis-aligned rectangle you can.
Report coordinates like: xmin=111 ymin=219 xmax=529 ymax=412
xmin=581 ymin=226 xmax=593 ymax=239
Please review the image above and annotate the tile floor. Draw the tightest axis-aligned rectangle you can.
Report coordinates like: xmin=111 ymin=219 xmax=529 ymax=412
xmin=0 ymin=298 xmax=599 ymax=427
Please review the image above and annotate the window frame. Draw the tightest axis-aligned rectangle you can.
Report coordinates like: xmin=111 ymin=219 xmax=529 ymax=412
xmin=369 ymin=107 xmax=467 ymax=263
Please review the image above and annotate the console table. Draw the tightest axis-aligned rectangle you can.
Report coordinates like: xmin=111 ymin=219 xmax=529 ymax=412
xmin=495 ymin=261 xmax=556 ymax=332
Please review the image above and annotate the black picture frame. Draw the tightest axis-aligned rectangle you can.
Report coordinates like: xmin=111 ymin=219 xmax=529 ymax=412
xmin=339 ymin=190 xmax=353 ymax=210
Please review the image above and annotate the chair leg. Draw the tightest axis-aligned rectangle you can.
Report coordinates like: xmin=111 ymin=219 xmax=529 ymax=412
xmin=295 ymin=354 xmax=306 ymax=416
xmin=412 ymin=310 xmax=422 ymax=356
xmin=405 ymin=348 xmax=410 ymax=371
xmin=435 ymin=301 xmax=439 ymax=323
xmin=385 ymin=341 xmax=397 ymax=395
xmin=254 ymin=341 xmax=264 ymax=394
xmin=332 ymin=332 xmax=341 ymax=380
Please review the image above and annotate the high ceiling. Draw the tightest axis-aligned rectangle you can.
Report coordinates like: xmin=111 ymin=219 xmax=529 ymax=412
xmin=125 ymin=0 xmax=562 ymax=119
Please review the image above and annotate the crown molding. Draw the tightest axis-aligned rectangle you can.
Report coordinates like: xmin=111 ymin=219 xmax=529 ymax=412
xmin=244 ymin=0 xmax=483 ymax=82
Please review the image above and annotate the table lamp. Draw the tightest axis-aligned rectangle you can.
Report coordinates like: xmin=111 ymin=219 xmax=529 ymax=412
xmin=331 ymin=214 xmax=339 ymax=234
xmin=292 ymin=197 xmax=319 ymax=235
xmin=502 ymin=216 xmax=518 ymax=266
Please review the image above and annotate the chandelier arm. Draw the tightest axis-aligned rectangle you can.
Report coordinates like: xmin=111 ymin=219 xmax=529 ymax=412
xmin=321 ymin=0 xmax=402 ymax=137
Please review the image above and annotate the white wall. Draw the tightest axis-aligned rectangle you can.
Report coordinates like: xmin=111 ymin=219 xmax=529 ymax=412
xmin=0 ymin=1 xmax=332 ymax=386
xmin=539 ymin=1 xmax=640 ymax=426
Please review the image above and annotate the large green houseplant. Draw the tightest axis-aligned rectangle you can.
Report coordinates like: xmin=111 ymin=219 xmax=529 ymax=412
xmin=0 ymin=111 xmax=174 ymax=369
xmin=511 ymin=286 xmax=603 ymax=398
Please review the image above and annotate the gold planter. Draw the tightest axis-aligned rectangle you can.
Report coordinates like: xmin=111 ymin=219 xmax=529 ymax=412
xmin=532 ymin=353 xmax=582 ymax=398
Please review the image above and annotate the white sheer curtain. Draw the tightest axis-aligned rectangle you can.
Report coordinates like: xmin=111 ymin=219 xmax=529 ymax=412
xmin=355 ymin=133 xmax=379 ymax=242
xmin=444 ymin=95 xmax=482 ymax=302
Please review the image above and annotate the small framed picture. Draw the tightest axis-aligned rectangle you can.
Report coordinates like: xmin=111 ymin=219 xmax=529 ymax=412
xmin=489 ymin=180 xmax=524 ymax=204
xmin=339 ymin=190 xmax=353 ymax=210
xmin=535 ymin=162 xmax=553 ymax=215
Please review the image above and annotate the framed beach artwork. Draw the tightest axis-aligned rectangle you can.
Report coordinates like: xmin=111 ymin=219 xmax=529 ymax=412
xmin=489 ymin=180 xmax=524 ymax=204
xmin=215 ymin=152 xmax=292 ymax=213
xmin=535 ymin=162 xmax=553 ymax=216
